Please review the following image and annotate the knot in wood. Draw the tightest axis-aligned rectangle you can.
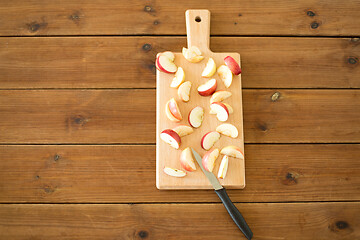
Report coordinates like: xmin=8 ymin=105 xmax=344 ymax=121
xmin=336 ymin=221 xmax=349 ymax=230
xmin=306 ymin=10 xmax=315 ymax=17
xmin=138 ymin=230 xmax=148 ymax=238
xmin=142 ymin=43 xmax=152 ymax=51
xmin=271 ymin=92 xmax=281 ymax=102
xmin=144 ymin=6 xmax=152 ymax=12
xmin=310 ymin=21 xmax=319 ymax=29
xmin=348 ymin=56 xmax=358 ymax=65
xmin=28 ymin=22 xmax=41 ymax=32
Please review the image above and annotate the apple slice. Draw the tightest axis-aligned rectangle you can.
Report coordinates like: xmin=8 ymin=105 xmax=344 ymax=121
xmin=220 ymin=146 xmax=244 ymax=159
xmin=210 ymin=102 xmax=229 ymax=122
xmin=162 ymin=51 xmax=175 ymax=62
xmin=170 ymin=67 xmax=185 ymax=88
xmin=210 ymin=102 xmax=233 ymax=114
xmin=201 ymin=131 xmax=221 ymax=150
xmin=157 ymin=55 xmax=177 ymax=73
xmin=188 ymin=106 xmax=204 ymax=128
xmin=201 ymin=57 xmax=216 ymax=77
xmin=165 ymin=100 xmax=180 ymax=122
xmin=217 ymin=155 xmax=229 ymax=179
xmin=164 ymin=167 xmax=186 ymax=177
xmin=178 ymin=81 xmax=192 ymax=102
xmin=216 ymin=123 xmax=238 ymax=138
xmin=217 ymin=65 xmax=233 ymax=88
xmin=210 ymin=90 xmax=232 ymax=104
xmin=198 ymin=78 xmax=217 ymax=96
xmin=160 ymin=129 xmax=181 ymax=149
xmin=182 ymin=46 xmax=204 ymax=63
xmin=167 ymin=98 xmax=182 ymax=121
xmin=179 ymin=147 xmax=197 ymax=172
xmin=172 ymin=125 xmax=193 ymax=137
xmin=202 ymin=148 xmax=220 ymax=172
xmin=224 ymin=56 xmax=242 ymax=75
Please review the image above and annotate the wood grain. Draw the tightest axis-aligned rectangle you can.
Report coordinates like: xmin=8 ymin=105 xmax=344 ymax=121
xmin=0 ymin=0 xmax=360 ymax=36
xmin=0 ymin=37 xmax=359 ymax=89
xmin=0 ymin=145 xmax=359 ymax=203
xmin=0 ymin=203 xmax=358 ymax=240
xmin=157 ymin=10 xmax=245 ymax=189
xmin=0 ymin=90 xmax=359 ymax=144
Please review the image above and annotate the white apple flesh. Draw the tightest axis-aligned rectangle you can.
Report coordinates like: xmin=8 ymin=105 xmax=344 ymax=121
xmin=210 ymin=102 xmax=229 ymax=122
xmin=172 ymin=125 xmax=193 ymax=137
xmin=217 ymin=155 xmax=229 ymax=179
xmin=162 ymin=51 xmax=175 ymax=62
xmin=178 ymin=81 xmax=192 ymax=102
xmin=210 ymin=90 xmax=232 ymax=104
xmin=201 ymin=131 xmax=221 ymax=150
xmin=160 ymin=129 xmax=181 ymax=149
xmin=179 ymin=147 xmax=197 ymax=172
xmin=220 ymin=146 xmax=244 ymax=159
xmin=216 ymin=123 xmax=238 ymax=138
xmin=197 ymin=78 xmax=217 ymax=96
xmin=157 ymin=55 xmax=177 ymax=73
xmin=164 ymin=167 xmax=186 ymax=177
xmin=182 ymin=46 xmax=204 ymax=63
xmin=188 ymin=106 xmax=204 ymax=128
xmin=170 ymin=67 xmax=185 ymax=88
xmin=224 ymin=56 xmax=242 ymax=75
xmin=201 ymin=57 xmax=216 ymax=77
xmin=217 ymin=65 xmax=233 ymax=88
xmin=202 ymin=148 xmax=220 ymax=172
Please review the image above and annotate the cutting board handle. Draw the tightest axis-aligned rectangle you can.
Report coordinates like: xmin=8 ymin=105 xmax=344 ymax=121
xmin=185 ymin=10 xmax=211 ymax=53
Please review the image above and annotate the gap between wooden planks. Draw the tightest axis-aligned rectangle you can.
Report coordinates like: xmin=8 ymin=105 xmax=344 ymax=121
xmin=0 ymin=37 xmax=359 ymax=89
xmin=0 ymin=145 xmax=359 ymax=203
xmin=0 ymin=89 xmax=359 ymax=143
xmin=0 ymin=203 xmax=358 ymax=240
xmin=0 ymin=0 xmax=359 ymax=36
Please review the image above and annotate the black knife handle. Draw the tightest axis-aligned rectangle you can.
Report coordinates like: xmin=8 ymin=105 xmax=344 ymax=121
xmin=215 ymin=188 xmax=253 ymax=240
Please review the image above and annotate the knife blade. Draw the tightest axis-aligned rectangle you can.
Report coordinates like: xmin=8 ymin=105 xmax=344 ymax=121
xmin=191 ymin=148 xmax=253 ymax=240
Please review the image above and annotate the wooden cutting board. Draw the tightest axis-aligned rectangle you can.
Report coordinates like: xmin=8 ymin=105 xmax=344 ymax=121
xmin=156 ymin=9 xmax=245 ymax=189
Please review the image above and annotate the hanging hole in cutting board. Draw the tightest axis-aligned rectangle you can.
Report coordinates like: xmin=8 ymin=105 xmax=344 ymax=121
xmin=195 ymin=16 xmax=201 ymax=22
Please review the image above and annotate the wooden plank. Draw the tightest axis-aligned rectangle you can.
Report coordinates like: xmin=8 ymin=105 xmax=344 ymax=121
xmin=0 ymin=90 xmax=359 ymax=144
xmin=1 ymin=0 xmax=360 ymax=36
xmin=0 ymin=203 xmax=358 ymax=239
xmin=0 ymin=145 xmax=358 ymax=203
xmin=157 ymin=10 xmax=245 ymax=189
xmin=1 ymin=37 xmax=359 ymax=89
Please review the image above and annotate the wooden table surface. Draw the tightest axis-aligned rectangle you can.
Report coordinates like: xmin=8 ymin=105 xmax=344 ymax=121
xmin=0 ymin=1 xmax=359 ymax=239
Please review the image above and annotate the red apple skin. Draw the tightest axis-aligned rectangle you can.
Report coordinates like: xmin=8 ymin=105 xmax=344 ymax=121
xmin=202 ymin=149 xmax=219 ymax=172
xmin=168 ymin=99 xmax=182 ymax=121
xmin=211 ymin=102 xmax=229 ymax=116
xmin=198 ymin=81 xmax=217 ymax=96
xmin=156 ymin=55 xmax=175 ymax=74
xmin=161 ymin=129 xmax=181 ymax=146
xmin=224 ymin=56 xmax=242 ymax=75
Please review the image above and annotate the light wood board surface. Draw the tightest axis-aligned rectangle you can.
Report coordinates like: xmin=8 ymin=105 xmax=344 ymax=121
xmin=156 ymin=10 xmax=244 ymax=189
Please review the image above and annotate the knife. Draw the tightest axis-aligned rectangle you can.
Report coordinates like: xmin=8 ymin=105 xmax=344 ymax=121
xmin=191 ymin=148 xmax=253 ymax=240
